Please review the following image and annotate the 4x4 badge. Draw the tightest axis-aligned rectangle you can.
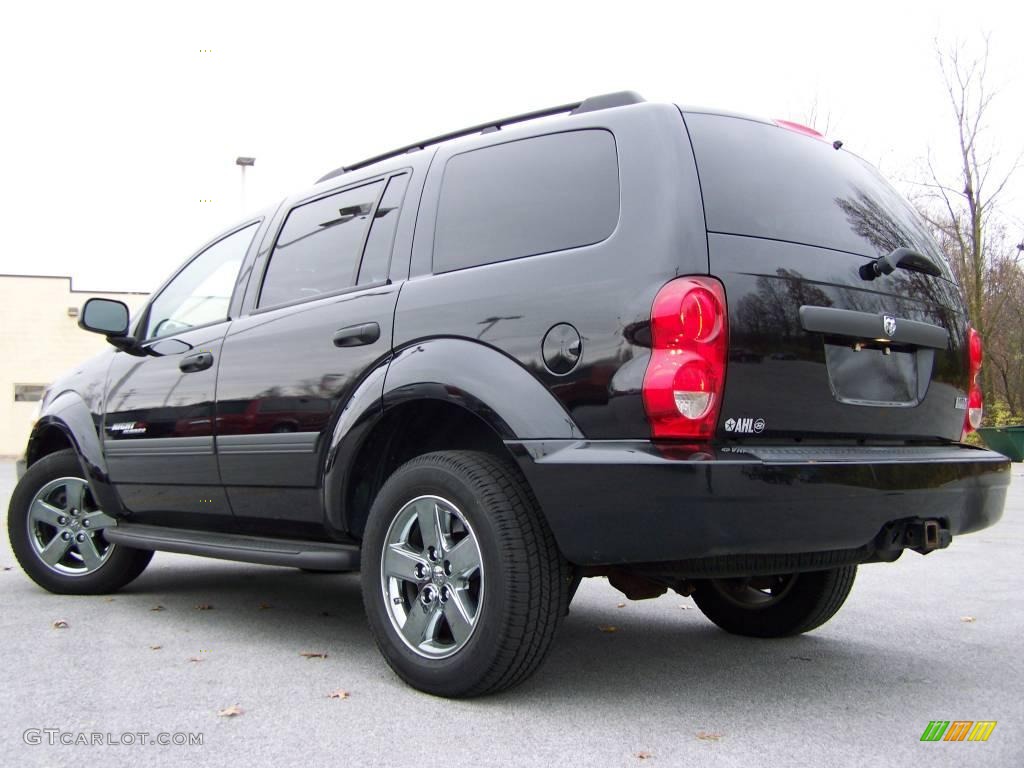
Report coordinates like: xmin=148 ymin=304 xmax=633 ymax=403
xmin=883 ymin=315 xmax=897 ymax=337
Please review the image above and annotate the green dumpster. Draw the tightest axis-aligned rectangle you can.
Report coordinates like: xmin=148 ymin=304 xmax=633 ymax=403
xmin=976 ymin=426 xmax=1024 ymax=461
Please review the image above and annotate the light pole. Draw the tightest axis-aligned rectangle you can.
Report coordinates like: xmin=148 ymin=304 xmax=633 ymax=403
xmin=236 ymin=156 xmax=255 ymax=215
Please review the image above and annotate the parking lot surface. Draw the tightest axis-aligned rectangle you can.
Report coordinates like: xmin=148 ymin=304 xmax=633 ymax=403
xmin=1 ymin=459 xmax=1020 ymax=766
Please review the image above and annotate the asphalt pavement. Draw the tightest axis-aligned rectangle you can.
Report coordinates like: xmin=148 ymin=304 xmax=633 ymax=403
xmin=1 ymin=459 xmax=1020 ymax=767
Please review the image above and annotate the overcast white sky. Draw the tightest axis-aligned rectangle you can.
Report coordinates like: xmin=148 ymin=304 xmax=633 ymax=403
xmin=1 ymin=0 xmax=1021 ymax=292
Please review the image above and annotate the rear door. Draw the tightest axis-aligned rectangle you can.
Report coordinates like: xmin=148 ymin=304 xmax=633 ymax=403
xmin=214 ymin=171 xmax=414 ymax=536
xmin=682 ymin=111 xmax=969 ymax=441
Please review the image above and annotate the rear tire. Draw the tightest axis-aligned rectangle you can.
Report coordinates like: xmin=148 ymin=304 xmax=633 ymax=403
xmin=8 ymin=450 xmax=153 ymax=595
xmin=360 ymin=450 xmax=568 ymax=697
xmin=691 ymin=566 xmax=856 ymax=638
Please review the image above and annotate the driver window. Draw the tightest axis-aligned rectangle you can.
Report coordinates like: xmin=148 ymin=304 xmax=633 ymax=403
xmin=145 ymin=223 xmax=257 ymax=340
xmin=258 ymin=180 xmax=384 ymax=309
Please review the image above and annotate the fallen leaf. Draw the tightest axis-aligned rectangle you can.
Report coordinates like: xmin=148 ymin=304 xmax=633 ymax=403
xmin=2 ymin=566 xmax=12 ymax=571
xmin=217 ymin=705 xmax=244 ymax=717
xmin=326 ymin=689 xmax=350 ymax=699
xmin=300 ymin=651 xmax=328 ymax=659
xmin=960 ymin=616 xmax=976 ymax=623
xmin=616 ymin=603 xmax=626 ymax=609
xmin=696 ymin=731 xmax=723 ymax=742
xmin=187 ymin=657 xmax=205 ymax=663
xmin=320 ymin=611 xmax=331 ymax=617
xmin=258 ymin=603 xmax=272 ymax=610
xmin=53 ymin=619 xmax=69 ymax=629
xmin=598 ymin=625 xmax=619 ymax=633
xmin=150 ymin=605 xmax=165 ymax=612
xmin=195 ymin=604 xmax=214 ymax=611
xmin=104 ymin=597 xmax=115 ymax=602
xmin=149 ymin=645 xmax=162 ymax=651
xmin=679 ymin=605 xmax=691 ymax=610
xmin=636 ymin=751 xmax=653 ymax=760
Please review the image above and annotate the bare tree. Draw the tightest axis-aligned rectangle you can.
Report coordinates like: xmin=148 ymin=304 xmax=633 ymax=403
xmin=802 ymin=94 xmax=833 ymax=136
xmin=913 ymin=37 xmax=1022 ymax=407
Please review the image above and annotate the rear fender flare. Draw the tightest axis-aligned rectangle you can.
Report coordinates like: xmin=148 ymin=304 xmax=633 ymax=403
xmin=383 ymin=339 xmax=583 ymax=440
xmin=320 ymin=339 xmax=582 ymax=537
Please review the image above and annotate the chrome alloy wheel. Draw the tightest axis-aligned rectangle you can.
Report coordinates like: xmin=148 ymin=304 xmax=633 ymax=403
xmin=380 ymin=495 xmax=484 ymax=659
xmin=26 ymin=476 xmax=116 ymax=576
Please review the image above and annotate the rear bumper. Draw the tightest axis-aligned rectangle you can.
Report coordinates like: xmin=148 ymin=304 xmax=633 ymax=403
xmin=510 ymin=441 xmax=1009 ymax=566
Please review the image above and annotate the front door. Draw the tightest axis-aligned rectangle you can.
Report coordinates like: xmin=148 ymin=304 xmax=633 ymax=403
xmin=103 ymin=222 xmax=259 ymax=528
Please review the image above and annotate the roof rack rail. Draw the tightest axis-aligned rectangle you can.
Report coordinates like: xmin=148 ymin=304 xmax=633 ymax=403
xmin=316 ymin=91 xmax=645 ymax=183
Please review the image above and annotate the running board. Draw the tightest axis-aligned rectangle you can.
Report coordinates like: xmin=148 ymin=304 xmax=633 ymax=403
xmin=104 ymin=523 xmax=360 ymax=570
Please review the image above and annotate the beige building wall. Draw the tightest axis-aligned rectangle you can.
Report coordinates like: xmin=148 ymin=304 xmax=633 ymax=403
xmin=0 ymin=275 xmax=148 ymax=456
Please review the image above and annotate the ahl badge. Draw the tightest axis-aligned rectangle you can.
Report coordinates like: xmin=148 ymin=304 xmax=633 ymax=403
xmin=883 ymin=314 xmax=897 ymax=337
xmin=724 ymin=417 xmax=765 ymax=434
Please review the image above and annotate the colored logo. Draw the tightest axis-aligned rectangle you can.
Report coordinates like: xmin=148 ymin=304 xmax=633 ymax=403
xmin=920 ymin=721 xmax=997 ymax=742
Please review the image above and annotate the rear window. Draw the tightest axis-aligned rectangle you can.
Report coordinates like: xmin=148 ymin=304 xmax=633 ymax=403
xmin=433 ymin=130 xmax=619 ymax=273
xmin=683 ymin=112 xmax=951 ymax=278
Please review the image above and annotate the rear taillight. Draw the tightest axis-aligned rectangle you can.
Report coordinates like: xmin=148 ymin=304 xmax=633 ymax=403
xmin=964 ymin=326 xmax=983 ymax=434
xmin=642 ymin=277 xmax=728 ymax=439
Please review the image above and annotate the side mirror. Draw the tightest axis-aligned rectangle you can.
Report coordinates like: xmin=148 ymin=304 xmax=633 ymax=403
xmin=79 ymin=298 xmax=130 ymax=337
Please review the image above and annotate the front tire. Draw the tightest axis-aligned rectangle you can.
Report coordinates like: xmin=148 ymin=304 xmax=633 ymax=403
xmin=691 ymin=566 xmax=856 ymax=638
xmin=361 ymin=451 xmax=568 ymax=697
xmin=8 ymin=450 xmax=153 ymax=595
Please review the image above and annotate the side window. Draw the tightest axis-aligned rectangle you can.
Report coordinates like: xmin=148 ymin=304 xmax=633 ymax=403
xmin=144 ymin=223 xmax=257 ymax=340
xmin=358 ymin=173 xmax=409 ymax=285
xmin=259 ymin=180 xmax=384 ymax=308
xmin=433 ymin=130 xmax=619 ymax=273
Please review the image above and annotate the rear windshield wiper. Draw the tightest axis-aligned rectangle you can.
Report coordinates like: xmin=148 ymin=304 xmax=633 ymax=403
xmin=859 ymin=247 xmax=943 ymax=281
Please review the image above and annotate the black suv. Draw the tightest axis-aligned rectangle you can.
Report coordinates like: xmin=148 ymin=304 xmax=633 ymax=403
xmin=8 ymin=92 xmax=1009 ymax=697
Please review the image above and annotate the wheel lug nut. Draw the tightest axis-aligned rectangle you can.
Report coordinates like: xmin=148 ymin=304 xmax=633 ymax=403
xmin=427 ymin=546 xmax=437 ymax=561
xmin=70 ymin=509 xmax=78 ymax=517
xmin=444 ymin=561 xmax=452 ymax=576
xmin=82 ymin=519 xmax=90 ymax=528
xmin=58 ymin=516 xmax=68 ymax=526
xmin=76 ymin=533 xmax=86 ymax=542
xmin=61 ymin=531 xmax=71 ymax=541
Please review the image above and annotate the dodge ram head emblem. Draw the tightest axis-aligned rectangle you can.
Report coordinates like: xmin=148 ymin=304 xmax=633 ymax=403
xmin=883 ymin=315 xmax=897 ymax=337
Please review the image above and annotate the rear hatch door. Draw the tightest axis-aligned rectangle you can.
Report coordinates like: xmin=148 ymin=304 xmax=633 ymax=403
xmin=682 ymin=110 xmax=969 ymax=441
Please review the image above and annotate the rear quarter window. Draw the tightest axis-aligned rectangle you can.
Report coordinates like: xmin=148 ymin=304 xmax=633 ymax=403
xmin=433 ymin=130 xmax=619 ymax=273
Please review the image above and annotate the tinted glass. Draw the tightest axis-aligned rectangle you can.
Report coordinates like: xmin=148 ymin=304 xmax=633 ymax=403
xmin=145 ymin=223 xmax=257 ymax=339
xmin=684 ymin=112 xmax=952 ymax=279
xmin=433 ymin=130 xmax=619 ymax=273
xmin=358 ymin=173 xmax=409 ymax=285
xmin=260 ymin=180 xmax=384 ymax=307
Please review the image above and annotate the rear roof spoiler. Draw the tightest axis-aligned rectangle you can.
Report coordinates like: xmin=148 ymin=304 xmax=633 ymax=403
xmin=316 ymin=90 xmax=645 ymax=183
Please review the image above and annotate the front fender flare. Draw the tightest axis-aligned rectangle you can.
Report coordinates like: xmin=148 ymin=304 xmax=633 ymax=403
xmin=27 ymin=391 xmax=125 ymax=516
